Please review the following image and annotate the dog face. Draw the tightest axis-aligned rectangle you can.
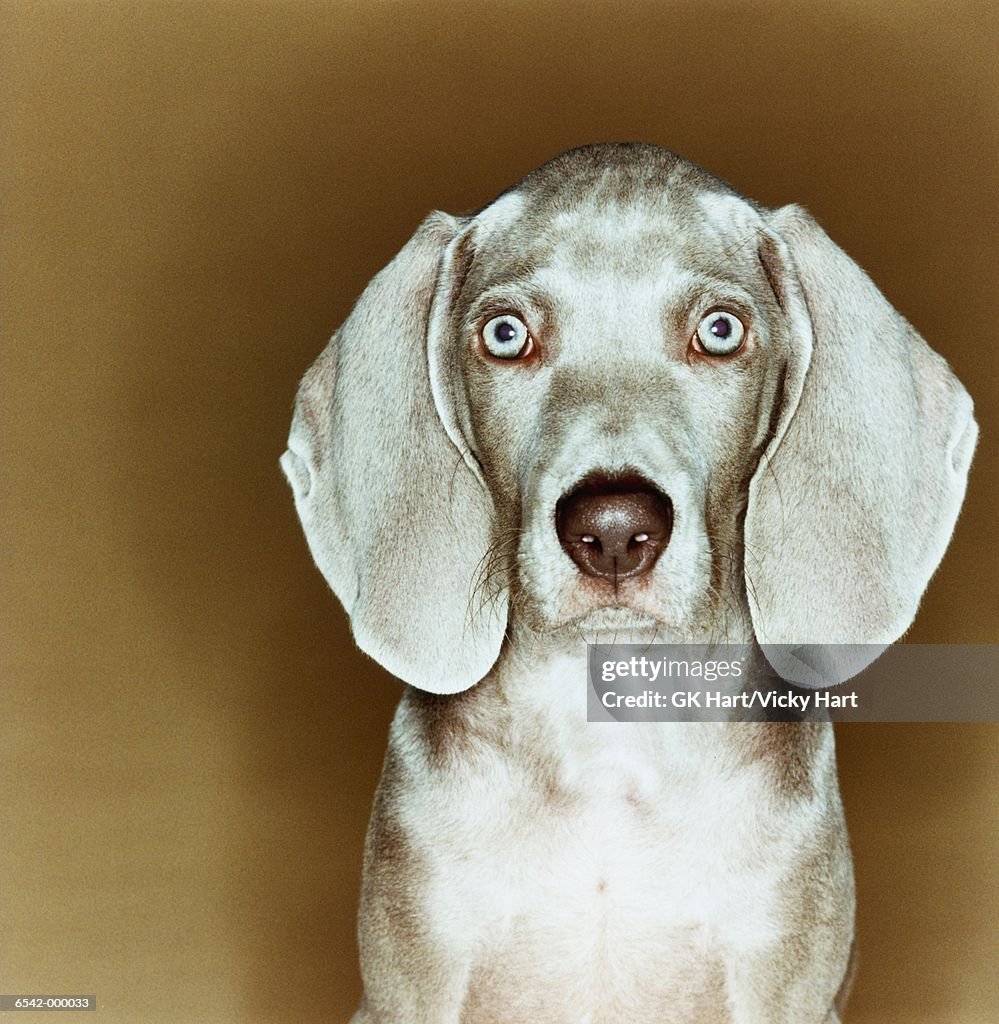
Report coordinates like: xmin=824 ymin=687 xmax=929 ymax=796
xmin=284 ymin=144 xmax=976 ymax=692
xmin=434 ymin=163 xmax=790 ymax=638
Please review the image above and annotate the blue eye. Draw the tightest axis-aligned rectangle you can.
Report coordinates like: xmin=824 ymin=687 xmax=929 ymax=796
xmin=481 ymin=315 xmax=531 ymax=359
xmin=695 ymin=311 xmax=745 ymax=355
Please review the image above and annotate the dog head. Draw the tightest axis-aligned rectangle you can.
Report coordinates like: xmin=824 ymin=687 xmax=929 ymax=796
xmin=283 ymin=144 xmax=976 ymax=692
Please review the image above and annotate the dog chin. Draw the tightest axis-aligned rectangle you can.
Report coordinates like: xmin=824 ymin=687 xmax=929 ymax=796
xmin=528 ymin=603 xmax=684 ymax=641
xmin=573 ymin=607 xmax=664 ymax=631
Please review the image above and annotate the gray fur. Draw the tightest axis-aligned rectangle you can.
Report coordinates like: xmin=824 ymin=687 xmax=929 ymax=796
xmin=282 ymin=144 xmax=975 ymax=1023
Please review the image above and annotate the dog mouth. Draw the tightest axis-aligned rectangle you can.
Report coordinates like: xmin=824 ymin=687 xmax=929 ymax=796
xmin=509 ymin=466 xmax=703 ymax=636
xmin=555 ymin=471 xmax=674 ymax=587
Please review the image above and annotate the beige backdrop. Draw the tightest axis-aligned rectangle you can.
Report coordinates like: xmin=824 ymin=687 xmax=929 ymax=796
xmin=3 ymin=2 xmax=997 ymax=1022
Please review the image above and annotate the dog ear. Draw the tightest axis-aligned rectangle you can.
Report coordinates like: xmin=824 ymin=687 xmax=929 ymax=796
xmin=281 ymin=213 xmax=507 ymax=693
xmin=746 ymin=205 xmax=977 ymax=686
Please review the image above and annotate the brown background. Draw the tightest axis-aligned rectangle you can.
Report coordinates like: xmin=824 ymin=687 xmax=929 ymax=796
xmin=2 ymin=2 xmax=997 ymax=1022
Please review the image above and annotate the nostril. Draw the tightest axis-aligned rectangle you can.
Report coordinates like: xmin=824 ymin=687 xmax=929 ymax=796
xmin=555 ymin=473 xmax=673 ymax=581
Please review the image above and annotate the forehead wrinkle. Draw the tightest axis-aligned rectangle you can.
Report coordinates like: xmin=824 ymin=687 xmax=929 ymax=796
xmin=529 ymin=262 xmax=689 ymax=358
xmin=469 ymin=241 xmax=761 ymax=322
xmin=547 ymin=200 xmax=674 ymax=260
xmin=463 ymin=194 xmax=768 ymax=331
xmin=531 ymin=251 xmax=720 ymax=307
xmin=530 ymin=199 xmax=765 ymax=283
xmin=562 ymin=229 xmax=675 ymax=278
xmin=482 ymin=167 xmax=756 ymax=280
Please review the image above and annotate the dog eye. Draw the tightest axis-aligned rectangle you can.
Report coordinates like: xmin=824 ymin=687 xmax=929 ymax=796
xmin=481 ymin=314 xmax=532 ymax=360
xmin=694 ymin=311 xmax=745 ymax=356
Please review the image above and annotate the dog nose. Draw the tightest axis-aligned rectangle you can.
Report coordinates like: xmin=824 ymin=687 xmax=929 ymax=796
xmin=556 ymin=475 xmax=673 ymax=581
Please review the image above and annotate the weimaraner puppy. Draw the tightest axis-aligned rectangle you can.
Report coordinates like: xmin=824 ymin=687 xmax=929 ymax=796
xmin=282 ymin=144 xmax=976 ymax=1023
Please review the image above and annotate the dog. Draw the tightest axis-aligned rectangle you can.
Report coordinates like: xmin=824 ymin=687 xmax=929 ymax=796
xmin=281 ymin=144 xmax=976 ymax=1023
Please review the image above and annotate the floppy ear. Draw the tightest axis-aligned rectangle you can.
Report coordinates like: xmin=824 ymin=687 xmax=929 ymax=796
xmin=281 ymin=213 xmax=507 ymax=693
xmin=746 ymin=205 xmax=977 ymax=686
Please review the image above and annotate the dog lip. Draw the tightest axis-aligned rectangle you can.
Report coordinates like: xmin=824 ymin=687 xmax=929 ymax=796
xmin=549 ymin=603 xmax=669 ymax=633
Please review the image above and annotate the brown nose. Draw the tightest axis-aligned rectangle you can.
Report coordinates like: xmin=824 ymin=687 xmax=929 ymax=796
xmin=555 ymin=475 xmax=673 ymax=581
